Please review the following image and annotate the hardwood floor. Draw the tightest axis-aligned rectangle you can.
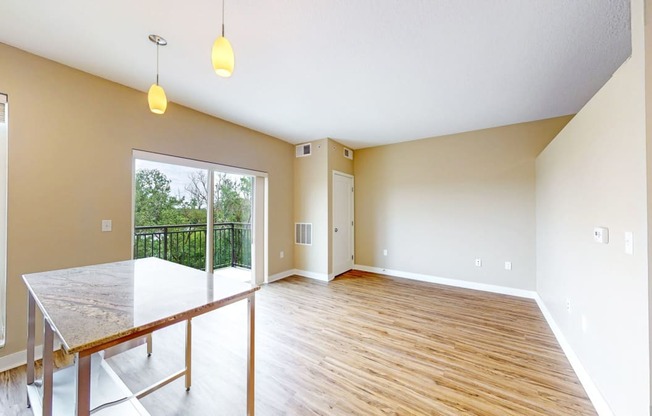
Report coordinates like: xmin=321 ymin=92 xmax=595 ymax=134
xmin=1 ymin=270 xmax=596 ymax=415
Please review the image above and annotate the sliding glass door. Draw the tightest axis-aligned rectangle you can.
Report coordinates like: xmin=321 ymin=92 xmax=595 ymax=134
xmin=132 ymin=151 xmax=265 ymax=284
xmin=134 ymin=159 xmax=209 ymax=269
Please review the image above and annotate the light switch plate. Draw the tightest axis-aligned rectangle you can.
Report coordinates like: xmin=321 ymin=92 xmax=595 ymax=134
xmin=101 ymin=220 xmax=112 ymax=232
xmin=593 ymin=227 xmax=609 ymax=244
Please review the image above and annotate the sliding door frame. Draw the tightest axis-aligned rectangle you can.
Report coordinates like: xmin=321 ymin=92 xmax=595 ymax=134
xmin=0 ymin=93 xmax=7 ymax=348
xmin=131 ymin=150 xmax=268 ymax=285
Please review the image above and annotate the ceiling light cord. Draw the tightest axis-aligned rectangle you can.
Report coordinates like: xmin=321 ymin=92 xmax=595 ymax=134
xmin=156 ymin=42 xmax=160 ymax=86
xmin=211 ymin=0 xmax=235 ymax=77
xmin=148 ymin=34 xmax=168 ymax=115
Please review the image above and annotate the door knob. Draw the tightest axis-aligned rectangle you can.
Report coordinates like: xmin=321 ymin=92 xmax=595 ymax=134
xmin=334 ymin=228 xmax=338 ymax=232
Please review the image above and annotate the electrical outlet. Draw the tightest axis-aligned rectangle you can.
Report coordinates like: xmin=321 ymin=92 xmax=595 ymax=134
xmin=581 ymin=315 xmax=589 ymax=333
xmin=280 ymin=251 xmax=284 ymax=259
xmin=504 ymin=261 xmax=512 ymax=271
xmin=565 ymin=298 xmax=572 ymax=313
xmin=383 ymin=249 xmax=388 ymax=256
xmin=475 ymin=258 xmax=482 ymax=267
xmin=625 ymin=231 xmax=633 ymax=255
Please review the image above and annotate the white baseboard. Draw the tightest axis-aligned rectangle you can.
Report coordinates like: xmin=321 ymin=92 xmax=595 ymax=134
xmin=267 ymin=269 xmax=333 ymax=283
xmin=0 ymin=345 xmax=44 ymax=373
xmin=267 ymin=269 xmax=296 ymax=283
xmin=293 ymin=269 xmax=332 ymax=282
xmin=353 ymin=264 xmax=537 ymax=299
xmin=534 ymin=295 xmax=613 ymax=416
xmin=354 ymin=264 xmax=611 ymax=415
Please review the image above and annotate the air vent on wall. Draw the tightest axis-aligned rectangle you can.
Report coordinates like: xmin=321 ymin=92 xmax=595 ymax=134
xmin=295 ymin=223 xmax=312 ymax=245
xmin=296 ymin=143 xmax=312 ymax=157
xmin=343 ymin=147 xmax=353 ymax=160
xmin=0 ymin=94 xmax=6 ymax=124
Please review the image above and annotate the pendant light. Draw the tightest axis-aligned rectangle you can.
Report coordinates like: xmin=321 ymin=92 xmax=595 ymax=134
xmin=148 ymin=34 xmax=168 ymax=114
xmin=211 ymin=0 xmax=235 ymax=77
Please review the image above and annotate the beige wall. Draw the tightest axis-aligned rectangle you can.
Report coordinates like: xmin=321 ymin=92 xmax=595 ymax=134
xmin=354 ymin=116 xmax=570 ymax=290
xmin=0 ymin=43 xmax=295 ymax=358
xmin=536 ymin=0 xmax=649 ymax=413
xmin=293 ymin=138 xmax=353 ymax=277
xmin=294 ymin=139 xmax=329 ymax=275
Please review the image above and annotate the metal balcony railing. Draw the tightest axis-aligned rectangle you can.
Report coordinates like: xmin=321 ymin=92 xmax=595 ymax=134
xmin=133 ymin=223 xmax=252 ymax=271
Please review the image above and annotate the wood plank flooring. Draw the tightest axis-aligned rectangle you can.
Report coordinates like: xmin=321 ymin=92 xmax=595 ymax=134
xmin=1 ymin=270 xmax=596 ymax=415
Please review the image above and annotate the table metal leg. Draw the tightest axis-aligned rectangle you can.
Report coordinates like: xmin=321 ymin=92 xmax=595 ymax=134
xmin=146 ymin=333 xmax=153 ymax=357
xmin=247 ymin=294 xmax=255 ymax=416
xmin=75 ymin=353 xmax=91 ymax=416
xmin=26 ymin=293 xmax=36 ymax=407
xmin=185 ymin=318 xmax=192 ymax=391
xmin=42 ymin=319 xmax=54 ymax=416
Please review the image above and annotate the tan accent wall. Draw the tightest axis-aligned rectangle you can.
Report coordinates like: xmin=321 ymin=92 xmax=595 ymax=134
xmin=354 ymin=116 xmax=571 ymax=290
xmin=293 ymin=139 xmax=329 ymax=275
xmin=537 ymin=0 xmax=649 ymax=413
xmin=0 ymin=43 xmax=294 ymax=357
xmin=293 ymin=138 xmax=353 ymax=277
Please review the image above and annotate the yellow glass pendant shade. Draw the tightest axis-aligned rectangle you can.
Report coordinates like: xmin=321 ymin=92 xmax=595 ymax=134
xmin=148 ymin=83 xmax=167 ymax=115
xmin=212 ymin=36 xmax=234 ymax=77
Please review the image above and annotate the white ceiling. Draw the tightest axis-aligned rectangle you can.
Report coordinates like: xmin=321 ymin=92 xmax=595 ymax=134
xmin=0 ymin=0 xmax=631 ymax=149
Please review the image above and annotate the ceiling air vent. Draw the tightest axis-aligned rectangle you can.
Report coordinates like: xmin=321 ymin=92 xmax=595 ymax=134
xmin=296 ymin=143 xmax=312 ymax=157
xmin=295 ymin=223 xmax=312 ymax=245
xmin=343 ymin=147 xmax=353 ymax=160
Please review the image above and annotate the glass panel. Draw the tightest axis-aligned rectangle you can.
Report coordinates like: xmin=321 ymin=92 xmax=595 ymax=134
xmin=133 ymin=159 xmax=208 ymax=270
xmin=213 ymin=172 xmax=253 ymax=281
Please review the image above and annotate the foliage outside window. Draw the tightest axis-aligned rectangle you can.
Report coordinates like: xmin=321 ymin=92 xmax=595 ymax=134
xmin=133 ymin=162 xmax=252 ymax=271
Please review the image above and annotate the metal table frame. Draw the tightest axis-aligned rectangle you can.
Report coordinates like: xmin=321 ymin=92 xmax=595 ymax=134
xmin=24 ymin=262 xmax=257 ymax=416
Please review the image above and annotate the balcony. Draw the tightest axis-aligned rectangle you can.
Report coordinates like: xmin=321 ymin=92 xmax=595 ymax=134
xmin=133 ymin=223 xmax=251 ymax=271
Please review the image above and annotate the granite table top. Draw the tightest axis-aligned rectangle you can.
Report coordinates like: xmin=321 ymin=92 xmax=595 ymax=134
xmin=22 ymin=257 xmax=259 ymax=354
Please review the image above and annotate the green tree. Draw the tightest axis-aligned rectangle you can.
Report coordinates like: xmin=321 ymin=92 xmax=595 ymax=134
xmin=214 ymin=173 xmax=252 ymax=223
xmin=184 ymin=171 xmax=208 ymax=208
xmin=134 ymin=168 xmax=253 ymax=271
xmin=181 ymin=171 xmax=209 ymax=224
xmin=134 ymin=169 xmax=186 ymax=226
xmin=211 ymin=173 xmax=252 ymax=268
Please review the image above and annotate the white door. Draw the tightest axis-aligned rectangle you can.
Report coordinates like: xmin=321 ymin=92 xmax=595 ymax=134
xmin=333 ymin=172 xmax=354 ymax=276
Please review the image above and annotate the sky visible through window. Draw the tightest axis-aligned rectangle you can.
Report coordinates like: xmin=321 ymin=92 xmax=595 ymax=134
xmin=135 ymin=159 xmax=202 ymax=200
xmin=135 ymin=159 xmax=248 ymax=202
